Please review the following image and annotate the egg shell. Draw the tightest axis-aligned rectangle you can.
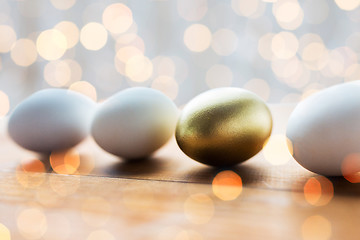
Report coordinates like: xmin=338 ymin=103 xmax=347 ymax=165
xmin=286 ymin=81 xmax=360 ymax=176
xmin=91 ymin=87 xmax=178 ymax=159
xmin=8 ymin=88 xmax=96 ymax=153
xmin=175 ymin=87 xmax=273 ymax=167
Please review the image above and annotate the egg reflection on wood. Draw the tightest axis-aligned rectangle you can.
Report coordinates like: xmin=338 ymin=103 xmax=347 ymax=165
xmin=286 ymin=81 xmax=360 ymax=176
xmin=8 ymin=89 xmax=96 ymax=153
xmin=176 ymin=88 xmax=273 ymax=167
xmin=91 ymin=87 xmax=178 ymax=159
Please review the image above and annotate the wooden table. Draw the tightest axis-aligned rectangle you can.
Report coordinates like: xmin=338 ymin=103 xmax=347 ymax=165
xmin=0 ymin=104 xmax=359 ymax=240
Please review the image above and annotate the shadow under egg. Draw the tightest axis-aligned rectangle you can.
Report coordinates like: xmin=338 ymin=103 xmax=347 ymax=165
xmin=323 ymin=176 xmax=360 ymax=197
xmin=184 ymin=163 xmax=262 ymax=186
xmin=294 ymin=175 xmax=360 ymax=198
xmin=33 ymin=153 xmax=52 ymax=172
xmin=104 ymin=155 xmax=168 ymax=177
xmin=37 ymin=150 xmax=95 ymax=175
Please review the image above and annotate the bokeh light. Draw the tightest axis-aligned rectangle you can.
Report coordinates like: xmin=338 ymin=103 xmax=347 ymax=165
xmin=17 ymin=208 xmax=47 ymax=239
xmin=211 ymin=29 xmax=238 ymax=56
xmin=69 ymin=81 xmax=97 ymax=101
xmin=212 ymin=170 xmax=242 ymax=201
xmin=301 ymin=84 xmax=322 ymax=100
xmin=258 ymin=33 xmax=275 ymax=60
xmin=173 ymin=230 xmax=203 ymax=240
xmin=43 ymin=214 xmax=71 ymax=240
xmin=263 ymin=134 xmax=293 ymax=165
xmin=157 ymin=226 xmax=204 ymax=240
xmin=49 ymin=174 xmax=80 ymax=197
xmin=115 ymin=46 xmax=144 ymax=64
xmin=0 ymin=91 xmax=9 ymax=117
xmin=87 ymin=230 xmax=115 ymax=240
xmin=271 ymin=31 xmax=299 ymax=60
xmin=50 ymin=150 xmax=80 ymax=175
xmin=273 ymin=0 xmax=304 ymax=30
xmin=152 ymin=56 xmax=176 ymax=77
xmin=11 ymin=39 xmax=37 ymax=67
xmin=0 ymin=25 xmax=16 ymax=53
xmin=303 ymin=176 xmax=334 ymax=206
xmin=44 ymin=59 xmax=82 ymax=87
xmin=302 ymin=215 xmax=332 ymax=240
xmin=184 ymin=24 xmax=212 ymax=52
xmin=342 ymin=153 xmax=360 ymax=183
xmin=16 ymin=158 xmax=46 ymax=189
xmin=243 ymin=78 xmax=270 ymax=101
xmin=115 ymin=32 xmax=144 ymax=53
xmin=3 ymin=2 xmax=360 ymax=237
xmin=322 ymin=50 xmax=345 ymax=77
xmin=231 ymin=0 xmax=263 ymax=18
xmin=102 ymin=3 xmax=133 ymax=34
xmin=114 ymin=46 xmax=142 ymax=75
xmin=54 ymin=21 xmax=79 ymax=49
xmin=125 ymin=55 xmax=153 ymax=82
xmin=335 ymin=0 xmax=360 ymax=11
xmin=151 ymin=75 xmax=178 ymax=100
xmin=298 ymin=33 xmax=323 ymax=51
xmin=184 ymin=194 xmax=214 ymax=224
xmin=36 ymin=29 xmax=67 ymax=60
xmin=75 ymin=154 xmax=95 ymax=175
xmin=301 ymin=42 xmax=328 ymax=71
xmin=50 ymin=0 xmax=76 ymax=10
xmin=271 ymin=56 xmax=304 ymax=85
xmin=44 ymin=60 xmax=72 ymax=87
xmin=1 ymin=0 xmax=360 ymax=107
xmin=113 ymin=26 xmax=145 ymax=53
xmin=115 ymin=33 xmax=138 ymax=46
xmin=327 ymin=47 xmax=358 ymax=77
xmin=0 ymin=223 xmax=10 ymax=240
xmin=178 ymin=0 xmax=208 ymax=21
xmin=36 ymin=188 xmax=62 ymax=207
xmin=345 ymin=64 xmax=360 ymax=82
xmin=80 ymin=22 xmax=108 ymax=51
xmin=66 ymin=59 xmax=83 ymax=83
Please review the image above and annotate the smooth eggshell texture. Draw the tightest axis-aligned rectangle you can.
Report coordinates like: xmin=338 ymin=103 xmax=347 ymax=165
xmin=91 ymin=87 xmax=178 ymax=159
xmin=286 ymin=81 xmax=360 ymax=176
xmin=175 ymin=87 xmax=273 ymax=167
xmin=8 ymin=88 xmax=96 ymax=153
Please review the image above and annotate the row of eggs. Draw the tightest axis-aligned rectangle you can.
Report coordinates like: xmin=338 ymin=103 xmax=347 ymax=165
xmin=7 ymin=82 xmax=360 ymax=177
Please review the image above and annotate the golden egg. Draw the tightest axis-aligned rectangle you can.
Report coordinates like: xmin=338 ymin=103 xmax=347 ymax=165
xmin=175 ymin=88 xmax=272 ymax=167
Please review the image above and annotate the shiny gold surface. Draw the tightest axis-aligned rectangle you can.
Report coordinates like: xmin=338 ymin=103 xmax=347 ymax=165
xmin=175 ymin=88 xmax=272 ymax=167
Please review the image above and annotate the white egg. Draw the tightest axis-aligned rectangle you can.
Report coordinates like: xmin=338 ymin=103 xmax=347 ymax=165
xmin=8 ymin=88 xmax=96 ymax=153
xmin=286 ymin=81 xmax=360 ymax=176
xmin=91 ymin=87 xmax=178 ymax=159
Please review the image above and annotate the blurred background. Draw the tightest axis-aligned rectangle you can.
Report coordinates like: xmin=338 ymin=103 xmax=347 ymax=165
xmin=0 ymin=0 xmax=360 ymax=114
xmin=0 ymin=2 xmax=358 ymax=239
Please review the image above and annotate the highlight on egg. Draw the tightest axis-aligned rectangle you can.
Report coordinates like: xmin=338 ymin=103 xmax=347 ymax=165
xmin=8 ymin=88 xmax=96 ymax=153
xmin=175 ymin=87 xmax=273 ymax=167
xmin=286 ymin=81 xmax=360 ymax=176
xmin=91 ymin=87 xmax=178 ymax=159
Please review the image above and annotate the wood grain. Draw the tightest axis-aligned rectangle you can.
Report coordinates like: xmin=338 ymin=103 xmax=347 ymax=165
xmin=0 ymin=104 xmax=358 ymax=240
